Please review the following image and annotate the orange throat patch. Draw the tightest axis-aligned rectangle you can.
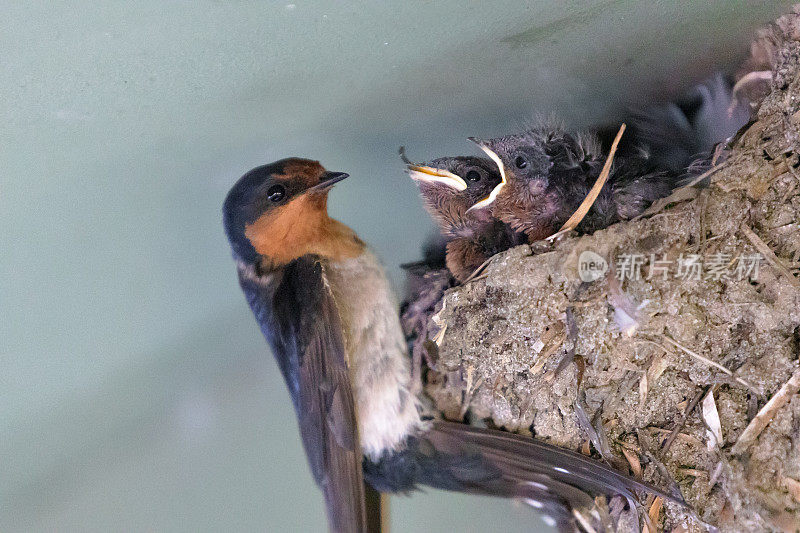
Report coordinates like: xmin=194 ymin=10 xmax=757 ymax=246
xmin=244 ymin=194 xmax=364 ymax=266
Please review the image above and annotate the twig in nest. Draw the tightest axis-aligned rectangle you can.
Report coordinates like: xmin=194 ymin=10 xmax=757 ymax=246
xmin=739 ymin=223 xmax=800 ymax=289
xmin=647 ymin=427 xmax=704 ymax=449
xmin=602 ymin=371 xmax=641 ymax=417
xmin=660 ymin=335 xmax=756 ymax=390
xmin=661 ymin=385 xmax=711 ymax=455
xmin=640 ymin=498 xmax=657 ymax=533
xmin=411 ymin=340 xmax=441 ymax=395
xmin=592 ymin=497 xmax=614 ymax=533
xmin=730 ymin=367 xmax=800 ymax=455
xmin=710 ymin=142 xmax=725 ymax=167
xmin=547 ymin=123 xmax=626 ymax=240
xmin=678 ymin=468 xmax=708 ymax=478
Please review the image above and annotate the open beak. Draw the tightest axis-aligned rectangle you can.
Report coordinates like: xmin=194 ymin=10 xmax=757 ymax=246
xmin=308 ymin=171 xmax=349 ymax=192
xmin=466 ymin=138 xmax=506 ymax=212
xmin=406 ymin=164 xmax=468 ymax=191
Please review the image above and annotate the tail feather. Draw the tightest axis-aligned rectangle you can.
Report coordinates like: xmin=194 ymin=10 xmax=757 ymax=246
xmin=364 ymin=420 xmax=685 ymax=531
xmin=430 ymin=421 xmax=683 ymax=504
xmin=515 ymin=474 xmax=595 ymax=532
xmin=426 ymin=421 xmax=686 ymax=532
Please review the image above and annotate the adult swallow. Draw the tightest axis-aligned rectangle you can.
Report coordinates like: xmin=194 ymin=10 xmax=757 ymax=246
xmin=406 ymin=156 xmax=525 ymax=281
xmin=223 ymin=158 xmax=685 ymax=532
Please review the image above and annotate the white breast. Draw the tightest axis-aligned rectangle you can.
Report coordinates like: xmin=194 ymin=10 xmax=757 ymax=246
xmin=324 ymin=250 xmax=423 ymax=460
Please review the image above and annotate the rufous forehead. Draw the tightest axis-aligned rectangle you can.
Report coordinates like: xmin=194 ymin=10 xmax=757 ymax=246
xmin=274 ymin=159 xmax=325 ymax=186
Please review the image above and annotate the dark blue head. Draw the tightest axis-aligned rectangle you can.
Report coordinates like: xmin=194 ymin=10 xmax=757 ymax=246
xmin=222 ymin=158 xmax=349 ymax=264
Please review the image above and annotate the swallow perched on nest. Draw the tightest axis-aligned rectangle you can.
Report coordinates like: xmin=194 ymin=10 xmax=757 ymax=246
xmin=223 ymin=157 xmax=685 ymax=532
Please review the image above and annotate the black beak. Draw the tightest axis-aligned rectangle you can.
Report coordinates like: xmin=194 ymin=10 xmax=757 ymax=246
xmin=309 ymin=171 xmax=349 ymax=192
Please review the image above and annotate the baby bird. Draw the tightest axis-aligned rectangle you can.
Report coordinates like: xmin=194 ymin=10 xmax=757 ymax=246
xmin=407 ymin=156 xmax=524 ymax=281
xmin=469 ymin=77 xmax=747 ymax=242
xmin=468 ymin=121 xmax=679 ymax=242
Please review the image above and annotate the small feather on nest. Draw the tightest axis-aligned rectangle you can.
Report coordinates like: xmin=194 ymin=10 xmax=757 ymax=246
xmin=702 ymin=389 xmax=724 ymax=450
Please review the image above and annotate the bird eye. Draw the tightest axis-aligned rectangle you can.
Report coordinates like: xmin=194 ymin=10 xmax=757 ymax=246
xmin=267 ymin=184 xmax=286 ymax=203
xmin=514 ymin=155 xmax=528 ymax=169
xmin=465 ymin=170 xmax=481 ymax=182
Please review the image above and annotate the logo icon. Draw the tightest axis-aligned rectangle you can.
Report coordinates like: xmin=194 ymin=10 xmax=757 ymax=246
xmin=578 ymin=250 xmax=608 ymax=282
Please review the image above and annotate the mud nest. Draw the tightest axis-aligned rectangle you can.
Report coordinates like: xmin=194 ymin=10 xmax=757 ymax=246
xmin=404 ymin=8 xmax=800 ymax=532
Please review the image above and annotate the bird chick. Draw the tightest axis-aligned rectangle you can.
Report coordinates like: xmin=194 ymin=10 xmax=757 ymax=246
xmin=470 ymin=79 xmax=749 ymax=242
xmin=469 ymin=122 xmax=658 ymax=241
xmin=407 ymin=156 xmax=524 ymax=281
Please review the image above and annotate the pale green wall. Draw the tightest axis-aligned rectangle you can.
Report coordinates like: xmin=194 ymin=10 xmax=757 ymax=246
xmin=1 ymin=1 xmax=789 ymax=531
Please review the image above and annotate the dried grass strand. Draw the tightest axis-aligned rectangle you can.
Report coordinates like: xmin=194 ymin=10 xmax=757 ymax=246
xmin=739 ymin=223 xmax=800 ymax=289
xmin=550 ymin=123 xmax=626 ymax=238
xmin=731 ymin=368 xmax=800 ymax=455
xmin=661 ymin=335 xmax=756 ymax=390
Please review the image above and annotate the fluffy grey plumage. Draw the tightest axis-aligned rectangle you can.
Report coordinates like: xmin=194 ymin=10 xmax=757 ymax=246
xmin=470 ymin=76 xmax=749 ymax=241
